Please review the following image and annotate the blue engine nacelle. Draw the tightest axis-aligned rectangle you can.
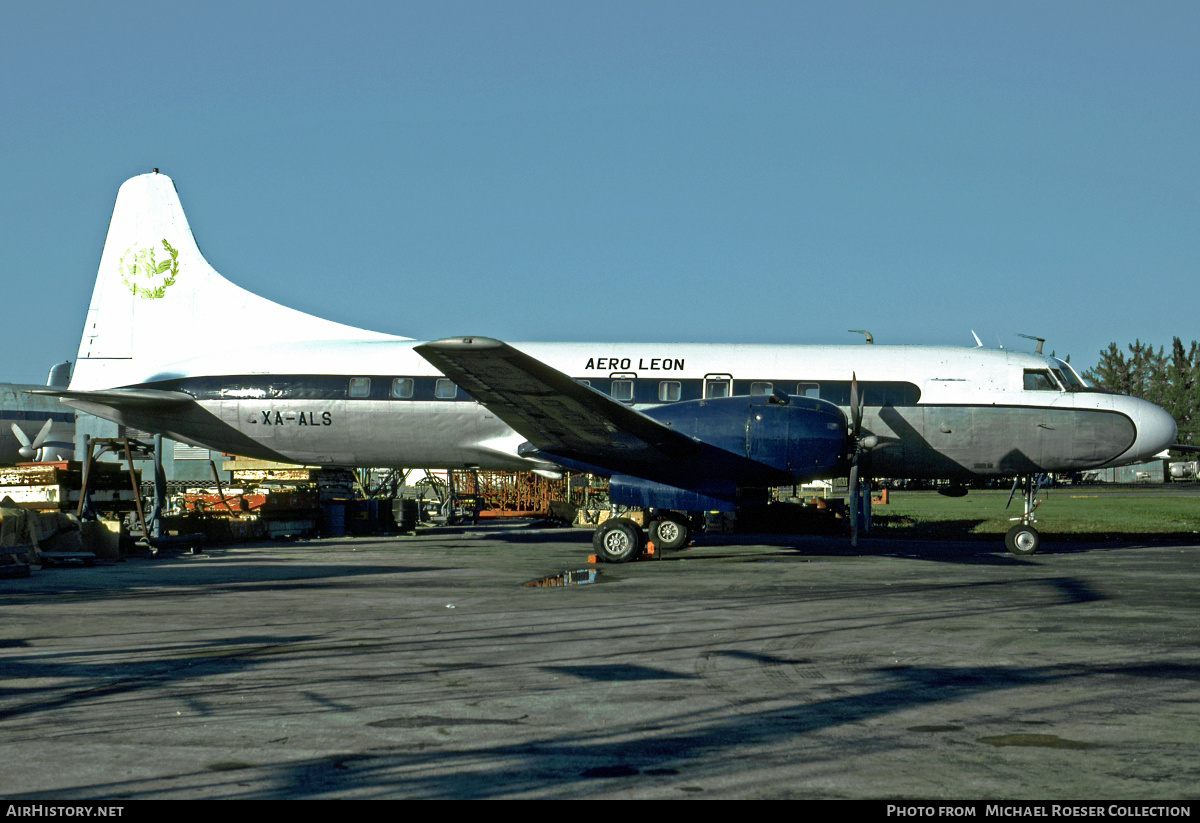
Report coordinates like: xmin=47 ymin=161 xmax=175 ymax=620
xmin=641 ymin=393 xmax=848 ymax=481
xmin=604 ymin=394 xmax=849 ymax=511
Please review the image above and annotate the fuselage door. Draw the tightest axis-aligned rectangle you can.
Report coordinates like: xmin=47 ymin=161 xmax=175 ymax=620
xmin=704 ymin=373 xmax=733 ymax=399
xmin=609 ymin=372 xmax=637 ymax=404
xmin=219 ymin=385 xmax=269 ymax=439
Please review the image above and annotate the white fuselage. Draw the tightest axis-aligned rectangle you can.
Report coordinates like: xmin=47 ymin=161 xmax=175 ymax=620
xmin=80 ymin=338 xmax=1175 ymax=479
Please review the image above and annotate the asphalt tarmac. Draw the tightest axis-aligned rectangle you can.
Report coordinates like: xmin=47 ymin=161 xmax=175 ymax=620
xmin=1 ymin=524 xmax=1198 ymax=800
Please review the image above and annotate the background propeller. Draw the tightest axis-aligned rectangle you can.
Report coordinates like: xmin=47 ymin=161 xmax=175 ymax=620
xmin=12 ymin=419 xmax=53 ymax=461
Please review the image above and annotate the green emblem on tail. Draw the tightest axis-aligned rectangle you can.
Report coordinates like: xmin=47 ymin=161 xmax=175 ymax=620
xmin=120 ymin=239 xmax=179 ymax=299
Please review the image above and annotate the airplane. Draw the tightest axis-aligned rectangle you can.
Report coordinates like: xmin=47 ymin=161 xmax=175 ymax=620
xmin=34 ymin=171 xmax=1179 ymax=559
xmin=0 ymin=364 xmax=75 ymax=464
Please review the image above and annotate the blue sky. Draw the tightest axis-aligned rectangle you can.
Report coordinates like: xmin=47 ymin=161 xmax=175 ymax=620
xmin=1 ymin=1 xmax=1197 ymax=384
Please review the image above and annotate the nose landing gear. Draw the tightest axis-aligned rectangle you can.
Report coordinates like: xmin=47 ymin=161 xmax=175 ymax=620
xmin=1005 ymin=474 xmax=1048 ymax=556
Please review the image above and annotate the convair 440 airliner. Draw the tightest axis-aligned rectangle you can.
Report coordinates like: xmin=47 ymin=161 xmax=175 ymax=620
xmin=38 ymin=172 xmax=1178 ymax=559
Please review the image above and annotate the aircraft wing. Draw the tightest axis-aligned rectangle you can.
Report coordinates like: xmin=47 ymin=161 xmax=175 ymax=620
xmin=413 ymin=337 xmax=700 ymax=465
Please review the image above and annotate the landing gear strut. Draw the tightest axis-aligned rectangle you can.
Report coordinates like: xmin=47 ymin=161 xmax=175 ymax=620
xmin=1005 ymin=474 xmax=1047 ymax=556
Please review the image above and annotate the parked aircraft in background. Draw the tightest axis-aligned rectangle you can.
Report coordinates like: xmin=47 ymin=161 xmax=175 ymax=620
xmin=0 ymin=363 xmax=74 ymax=464
xmin=35 ymin=172 xmax=1179 ymax=558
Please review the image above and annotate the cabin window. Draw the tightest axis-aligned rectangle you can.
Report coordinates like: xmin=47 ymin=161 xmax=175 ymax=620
xmin=797 ymin=382 xmax=819 ymax=399
xmin=577 ymin=379 xmax=591 ymax=387
xmin=391 ymin=378 xmax=414 ymax=399
xmin=1023 ymin=370 xmax=1058 ymax=391
xmin=704 ymin=380 xmax=730 ymax=399
xmin=349 ymin=377 xmax=371 ymax=398
xmin=611 ymin=380 xmax=634 ymax=402
xmin=435 ymin=378 xmax=458 ymax=399
xmin=750 ymin=382 xmax=773 ymax=396
xmin=658 ymin=381 xmax=681 ymax=402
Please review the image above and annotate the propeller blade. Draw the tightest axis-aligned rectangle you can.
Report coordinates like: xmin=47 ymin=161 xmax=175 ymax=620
xmin=10 ymin=423 xmax=31 ymax=449
xmin=849 ymin=452 xmax=860 ymax=547
xmin=850 ymin=372 xmax=862 ymax=438
xmin=30 ymin=419 xmax=53 ymax=449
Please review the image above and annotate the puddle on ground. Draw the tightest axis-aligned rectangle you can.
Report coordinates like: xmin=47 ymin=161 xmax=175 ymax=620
xmin=978 ymin=733 xmax=1098 ymax=749
xmin=370 ymin=716 xmax=525 ymax=728
xmin=581 ymin=765 xmax=638 ymax=778
xmin=524 ymin=569 xmax=599 ymax=587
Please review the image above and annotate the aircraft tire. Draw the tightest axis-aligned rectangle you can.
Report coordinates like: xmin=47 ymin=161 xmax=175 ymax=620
xmin=650 ymin=514 xmax=690 ymax=551
xmin=593 ymin=518 xmax=643 ymax=563
xmin=1005 ymin=524 xmax=1040 ymax=556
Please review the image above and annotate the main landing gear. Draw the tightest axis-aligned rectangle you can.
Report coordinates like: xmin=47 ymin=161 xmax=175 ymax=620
xmin=649 ymin=511 xmax=691 ymax=551
xmin=592 ymin=518 xmax=643 ymax=563
xmin=592 ymin=511 xmax=694 ymax=563
xmin=1004 ymin=474 xmax=1048 ymax=556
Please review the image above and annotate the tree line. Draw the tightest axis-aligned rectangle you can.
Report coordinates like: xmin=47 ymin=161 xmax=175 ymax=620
xmin=1082 ymin=338 xmax=1197 ymax=450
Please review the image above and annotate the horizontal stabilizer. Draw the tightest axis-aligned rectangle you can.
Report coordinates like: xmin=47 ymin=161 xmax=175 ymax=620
xmin=27 ymin=387 xmax=196 ymax=407
xmin=27 ymin=386 xmax=284 ymax=461
xmin=27 ymin=387 xmax=198 ymax=430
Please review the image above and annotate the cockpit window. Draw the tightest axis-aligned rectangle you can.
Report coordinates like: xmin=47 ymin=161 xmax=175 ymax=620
xmin=1023 ymin=370 xmax=1059 ymax=391
xmin=1052 ymin=359 xmax=1086 ymax=390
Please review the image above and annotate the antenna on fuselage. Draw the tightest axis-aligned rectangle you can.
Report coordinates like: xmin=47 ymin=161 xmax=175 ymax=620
xmin=849 ymin=329 xmax=874 ymax=344
xmin=970 ymin=330 xmax=983 ymax=348
xmin=1017 ymin=334 xmax=1046 ymax=354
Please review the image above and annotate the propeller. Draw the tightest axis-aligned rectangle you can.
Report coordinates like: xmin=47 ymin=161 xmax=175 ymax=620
xmin=847 ymin=374 xmax=878 ymax=547
xmin=850 ymin=372 xmax=862 ymax=440
xmin=11 ymin=419 xmax=54 ymax=461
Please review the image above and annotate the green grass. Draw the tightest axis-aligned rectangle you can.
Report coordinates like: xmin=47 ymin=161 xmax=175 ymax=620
xmin=871 ymin=488 xmax=1200 ymax=540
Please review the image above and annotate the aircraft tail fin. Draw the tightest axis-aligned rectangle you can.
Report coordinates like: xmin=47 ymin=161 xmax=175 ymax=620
xmin=71 ymin=171 xmax=402 ymax=391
